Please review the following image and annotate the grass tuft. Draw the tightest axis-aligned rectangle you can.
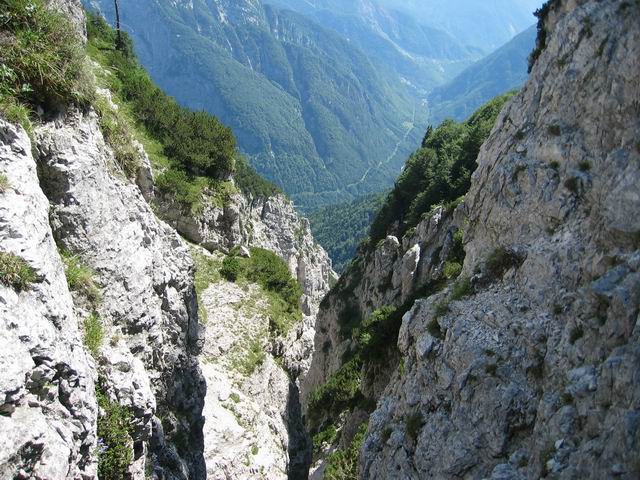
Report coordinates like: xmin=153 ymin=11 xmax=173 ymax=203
xmin=83 ymin=313 xmax=103 ymax=358
xmin=0 ymin=251 xmax=38 ymax=291
xmin=62 ymin=251 xmax=101 ymax=304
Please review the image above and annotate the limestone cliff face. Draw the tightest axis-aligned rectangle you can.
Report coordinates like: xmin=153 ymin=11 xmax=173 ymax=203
xmin=0 ymin=120 xmax=98 ymax=479
xmin=0 ymin=1 xmax=334 ymax=479
xmin=307 ymin=0 xmax=640 ymax=478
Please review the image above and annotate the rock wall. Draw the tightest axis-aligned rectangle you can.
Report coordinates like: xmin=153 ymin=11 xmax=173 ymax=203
xmin=306 ymin=0 xmax=640 ymax=478
xmin=0 ymin=120 xmax=98 ymax=479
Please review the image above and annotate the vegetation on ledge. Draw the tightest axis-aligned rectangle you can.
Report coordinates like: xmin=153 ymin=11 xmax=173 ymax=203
xmin=85 ymin=11 xmax=280 ymax=208
xmin=369 ymin=91 xmax=516 ymax=245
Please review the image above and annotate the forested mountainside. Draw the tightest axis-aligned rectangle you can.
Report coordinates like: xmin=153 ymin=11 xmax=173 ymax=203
xmin=83 ymin=0 xmax=431 ymax=209
xmin=264 ymin=0 xmax=483 ymax=93
xmin=0 ymin=1 xmax=334 ymax=477
xmin=309 ymin=192 xmax=386 ymax=274
xmin=303 ymin=0 xmax=640 ymax=478
xmin=429 ymin=25 xmax=537 ymax=124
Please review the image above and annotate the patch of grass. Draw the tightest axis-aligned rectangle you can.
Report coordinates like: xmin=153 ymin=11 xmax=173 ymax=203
xmin=229 ymin=393 xmax=241 ymax=403
xmin=251 ymin=445 xmax=259 ymax=456
xmin=404 ymin=412 xmax=424 ymax=441
xmin=0 ymin=251 xmax=38 ymax=291
xmin=485 ymin=363 xmax=498 ymax=376
xmin=569 ymin=326 xmax=584 ymax=344
xmin=549 ymin=161 xmax=560 ymax=170
xmin=61 ymin=251 xmax=101 ymax=304
xmin=97 ymin=386 xmax=134 ymax=479
xmin=553 ymin=304 xmax=563 ymax=315
xmin=450 ymin=276 xmax=472 ymax=301
xmin=83 ymin=313 xmax=103 ymax=358
xmin=93 ymin=95 xmax=141 ymax=177
xmin=547 ymin=124 xmax=561 ymax=136
xmin=0 ymin=174 xmax=10 ymax=193
xmin=0 ymin=0 xmax=93 ymax=110
xmin=561 ymin=392 xmax=574 ymax=405
xmin=237 ymin=337 xmax=266 ymax=376
xmin=191 ymin=249 xmax=223 ymax=324
xmin=381 ymin=427 xmax=393 ymax=443
xmin=0 ymin=97 xmax=32 ymax=137
xmin=220 ymin=248 xmax=303 ymax=337
xmin=578 ymin=161 xmax=591 ymax=172
xmin=324 ymin=423 xmax=367 ymax=480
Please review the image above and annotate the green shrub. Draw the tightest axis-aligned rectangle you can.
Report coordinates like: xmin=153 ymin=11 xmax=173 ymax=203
xmin=450 ymin=276 xmax=472 ymax=301
xmin=97 ymin=386 xmax=134 ymax=480
xmin=313 ymin=425 xmax=337 ymax=453
xmin=547 ymin=124 xmax=561 ymax=136
xmin=369 ymin=93 xmax=515 ymax=244
xmin=564 ymin=177 xmax=580 ymax=194
xmin=0 ymin=0 xmax=93 ymax=109
xmin=485 ymin=247 xmax=523 ymax=279
xmin=221 ymin=256 xmax=243 ymax=282
xmin=549 ymin=161 xmax=560 ymax=170
xmin=62 ymin=251 xmax=101 ymax=304
xmin=578 ymin=161 xmax=591 ymax=172
xmin=251 ymin=445 xmax=259 ymax=456
xmin=324 ymin=423 xmax=367 ymax=480
xmin=569 ymin=326 xmax=584 ymax=344
xmin=0 ymin=251 xmax=38 ymax=291
xmin=0 ymin=174 xmax=10 ymax=193
xmin=443 ymin=261 xmax=462 ymax=279
xmin=307 ymin=355 xmax=363 ymax=429
xmin=229 ymin=393 xmax=241 ymax=403
xmin=83 ymin=313 xmax=103 ymax=358
xmin=404 ymin=412 xmax=424 ymax=441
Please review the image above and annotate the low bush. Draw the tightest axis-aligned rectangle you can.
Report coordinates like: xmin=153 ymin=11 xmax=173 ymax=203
xmin=450 ymin=276 xmax=472 ymax=301
xmin=0 ymin=251 xmax=38 ymax=291
xmin=97 ymin=386 xmax=134 ymax=479
xmin=307 ymin=355 xmax=363 ymax=430
xmin=404 ymin=412 xmax=424 ymax=441
xmin=238 ymin=337 xmax=265 ymax=376
xmin=324 ymin=423 xmax=367 ymax=480
xmin=220 ymin=256 xmax=243 ymax=282
xmin=485 ymin=247 xmax=523 ymax=279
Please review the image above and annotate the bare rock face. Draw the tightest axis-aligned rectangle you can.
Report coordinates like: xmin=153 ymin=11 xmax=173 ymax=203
xmin=357 ymin=1 xmax=640 ymax=479
xmin=35 ymin=110 xmax=206 ymax=479
xmin=0 ymin=120 xmax=98 ymax=479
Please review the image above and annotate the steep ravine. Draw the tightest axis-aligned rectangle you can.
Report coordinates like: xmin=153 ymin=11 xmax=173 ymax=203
xmin=304 ymin=0 xmax=640 ymax=478
xmin=0 ymin=1 xmax=334 ymax=478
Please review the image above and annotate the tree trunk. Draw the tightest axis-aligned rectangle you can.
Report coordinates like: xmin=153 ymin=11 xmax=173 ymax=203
xmin=114 ymin=0 xmax=124 ymax=52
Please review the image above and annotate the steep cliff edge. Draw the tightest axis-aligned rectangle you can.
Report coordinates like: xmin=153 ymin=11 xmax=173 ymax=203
xmin=306 ymin=0 xmax=640 ymax=478
xmin=0 ymin=0 xmax=333 ymax=478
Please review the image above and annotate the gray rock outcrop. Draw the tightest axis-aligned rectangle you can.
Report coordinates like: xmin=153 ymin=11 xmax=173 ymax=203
xmin=0 ymin=120 xmax=98 ymax=479
xmin=306 ymin=1 xmax=640 ymax=479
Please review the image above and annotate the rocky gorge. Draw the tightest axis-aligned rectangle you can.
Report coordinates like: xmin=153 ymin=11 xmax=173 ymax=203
xmin=1 ymin=0 xmax=639 ymax=479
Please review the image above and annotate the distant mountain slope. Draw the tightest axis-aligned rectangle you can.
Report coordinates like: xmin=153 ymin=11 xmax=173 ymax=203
xmin=266 ymin=0 xmax=482 ymax=94
xmin=377 ymin=0 xmax=542 ymax=52
xmin=428 ymin=25 xmax=537 ymax=124
xmin=85 ymin=0 xmax=428 ymax=209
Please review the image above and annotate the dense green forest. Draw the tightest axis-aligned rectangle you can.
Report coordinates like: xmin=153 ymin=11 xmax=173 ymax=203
xmin=369 ymin=91 xmax=516 ymax=245
xmin=86 ymin=13 xmax=279 ymax=207
xmin=309 ymin=193 xmax=385 ymax=273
